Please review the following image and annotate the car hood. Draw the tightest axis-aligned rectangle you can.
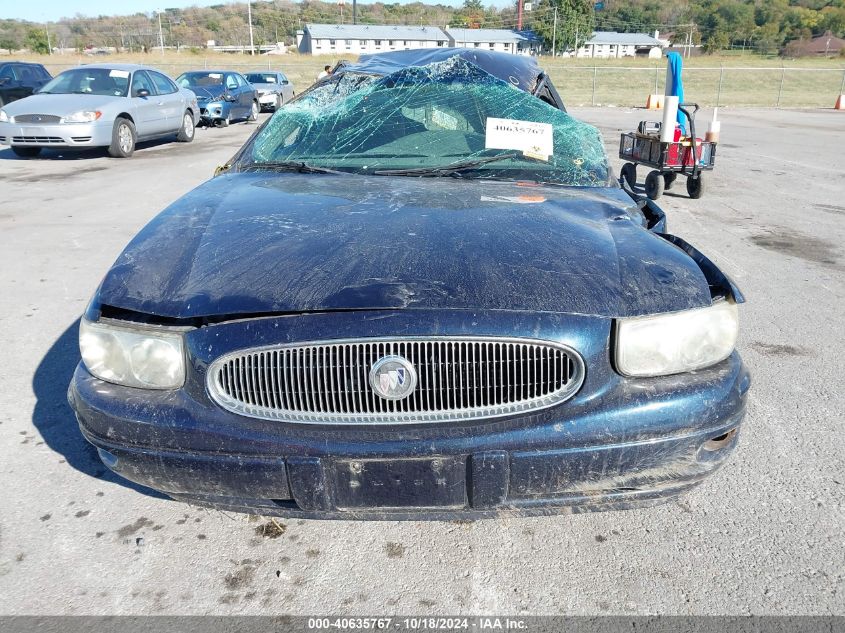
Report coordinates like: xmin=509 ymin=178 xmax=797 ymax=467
xmin=251 ymin=83 xmax=277 ymax=91
xmin=1 ymin=93 xmax=121 ymax=117
xmin=96 ymin=173 xmax=713 ymax=320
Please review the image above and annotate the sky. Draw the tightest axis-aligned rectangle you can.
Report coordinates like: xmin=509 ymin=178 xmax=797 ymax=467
xmin=2 ymin=0 xmax=470 ymax=23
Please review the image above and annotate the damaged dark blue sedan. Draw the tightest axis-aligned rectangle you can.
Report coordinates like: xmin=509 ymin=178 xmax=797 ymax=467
xmin=68 ymin=49 xmax=750 ymax=519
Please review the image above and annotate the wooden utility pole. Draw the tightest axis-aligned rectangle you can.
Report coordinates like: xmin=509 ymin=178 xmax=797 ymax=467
xmin=517 ymin=0 xmax=524 ymax=31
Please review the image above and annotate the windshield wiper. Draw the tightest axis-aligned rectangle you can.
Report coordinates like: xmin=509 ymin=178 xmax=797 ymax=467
xmin=372 ymin=152 xmax=522 ymax=177
xmin=238 ymin=161 xmax=347 ymax=175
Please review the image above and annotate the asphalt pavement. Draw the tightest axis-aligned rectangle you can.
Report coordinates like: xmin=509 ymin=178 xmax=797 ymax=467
xmin=0 ymin=107 xmax=842 ymax=615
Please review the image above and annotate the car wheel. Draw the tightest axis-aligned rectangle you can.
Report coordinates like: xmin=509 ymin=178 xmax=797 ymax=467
xmin=248 ymin=100 xmax=259 ymax=122
xmin=176 ymin=110 xmax=195 ymax=142
xmin=686 ymin=174 xmax=705 ymax=199
xmin=645 ymin=170 xmax=664 ymax=200
xmin=12 ymin=146 xmax=41 ymax=158
xmin=108 ymin=117 xmax=136 ymax=158
xmin=620 ymin=163 xmax=636 ymax=188
xmin=663 ymin=172 xmax=677 ymax=190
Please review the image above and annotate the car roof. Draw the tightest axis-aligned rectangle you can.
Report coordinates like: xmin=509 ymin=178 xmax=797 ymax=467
xmin=65 ymin=63 xmax=166 ymax=72
xmin=181 ymin=70 xmax=239 ymax=75
xmin=1 ymin=61 xmax=47 ymax=68
xmin=336 ymin=47 xmax=545 ymax=94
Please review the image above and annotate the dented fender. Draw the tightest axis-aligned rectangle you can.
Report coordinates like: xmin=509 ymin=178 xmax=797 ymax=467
xmin=659 ymin=233 xmax=745 ymax=304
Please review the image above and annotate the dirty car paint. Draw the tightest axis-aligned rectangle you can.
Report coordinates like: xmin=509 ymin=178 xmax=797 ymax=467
xmin=95 ymin=173 xmax=715 ymax=321
xmin=69 ymin=50 xmax=749 ymax=519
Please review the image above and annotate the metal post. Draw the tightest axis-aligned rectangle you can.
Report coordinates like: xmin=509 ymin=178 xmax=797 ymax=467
xmin=717 ymin=65 xmax=724 ymax=107
xmin=592 ymin=66 xmax=597 ymax=106
xmin=157 ymin=12 xmax=165 ymax=53
xmin=840 ymin=69 xmax=845 ymax=95
xmin=45 ymin=23 xmax=52 ymax=55
xmin=654 ymin=66 xmax=659 ymax=94
xmin=353 ymin=0 xmax=357 ymax=25
xmin=551 ymin=8 xmax=557 ymax=57
xmin=247 ymin=1 xmax=255 ymax=55
xmin=776 ymin=65 xmax=785 ymax=108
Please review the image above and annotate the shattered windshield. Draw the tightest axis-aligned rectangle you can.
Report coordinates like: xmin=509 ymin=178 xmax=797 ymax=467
xmin=238 ymin=57 xmax=610 ymax=187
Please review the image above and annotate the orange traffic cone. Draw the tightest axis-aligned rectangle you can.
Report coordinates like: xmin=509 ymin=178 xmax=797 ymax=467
xmin=646 ymin=94 xmax=664 ymax=110
xmin=835 ymin=95 xmax=845 ymax=110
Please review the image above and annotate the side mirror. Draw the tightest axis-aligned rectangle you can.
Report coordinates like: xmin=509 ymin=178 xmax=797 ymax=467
xmin=135 ymin=88 xmax=150 ymax=98
xmin=0 ymin=77 xmax=9 ymax=86
xmin=281 ymin=79 xmax=289 ymax=84
xmin=223 ymin=93 xmax=238 ymax=102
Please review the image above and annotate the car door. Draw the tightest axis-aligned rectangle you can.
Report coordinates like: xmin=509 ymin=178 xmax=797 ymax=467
xmin=224 ymin=74 xmax=243 ymax=118
xmin=15 ymin=65 xmax=45 ymax=100
xmin=129 ymin=70 xmax=167 ymax=136
xmin=278 ymin=73 xmax=294 ymax=103
xmin=0 ymin=65 xmax=32 ymax=104
xmin=148 ymin=70 xmax=183 ymax=132
xmin=234 ymin=73 xmax=254 ymax=116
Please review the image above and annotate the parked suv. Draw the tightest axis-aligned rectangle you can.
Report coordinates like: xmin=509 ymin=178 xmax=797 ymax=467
xmin=0 ymin=62 xmax=52 ymax=106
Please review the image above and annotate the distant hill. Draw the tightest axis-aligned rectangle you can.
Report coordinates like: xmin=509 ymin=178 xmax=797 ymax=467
xmin=1 ymin=0 xmax=843 ymax=56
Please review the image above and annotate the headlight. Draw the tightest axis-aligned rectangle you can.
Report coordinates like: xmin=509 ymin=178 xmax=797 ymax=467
xmin=615 ymin=301 xmax=738 ymax=377
xmin=79 ymin=318 xmax=186 ymax=389
xmin=60 ymin=110 xmax=102 ymax=123
xmin=0 ymin=109 xmax=8 ymax=122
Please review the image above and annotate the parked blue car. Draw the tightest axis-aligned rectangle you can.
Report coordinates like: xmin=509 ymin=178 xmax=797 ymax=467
xmin=69 ymin=49 xmax=750 ymax=520
xmin=175 ymin=70 xmax=258 ymax=127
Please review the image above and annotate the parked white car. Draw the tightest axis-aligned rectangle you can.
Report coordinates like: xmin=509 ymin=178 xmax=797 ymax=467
xmin=0 ymin=63 xmax=199 ymax=158
xmin=244 ymin=71 xmax=295 ymax=111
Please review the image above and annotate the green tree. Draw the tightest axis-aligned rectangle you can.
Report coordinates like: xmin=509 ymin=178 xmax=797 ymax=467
xmin=0 ymin=35 xmax=19 ymax=54
xmin=25 ymin=27 xmax=49 ymax=54
xmin=703 ymin=29 xmax=729 ymax=53
xmin=525 ymin=0 xmax=594 ymax=55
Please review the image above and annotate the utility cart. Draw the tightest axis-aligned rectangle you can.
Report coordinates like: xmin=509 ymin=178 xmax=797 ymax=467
xmin=618 ymin=103 xmax=716 ymax=200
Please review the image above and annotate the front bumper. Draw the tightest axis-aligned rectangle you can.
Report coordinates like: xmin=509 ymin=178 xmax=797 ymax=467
xmin=198 ymin=102 xmax=229 ymax=122
xmin=257 ymin=93 xmax=279 ymax=108
xmin=0 ymin=120 xmax=112 ymax=147
xmin=68 ymin=308 xmax=750 ymax=520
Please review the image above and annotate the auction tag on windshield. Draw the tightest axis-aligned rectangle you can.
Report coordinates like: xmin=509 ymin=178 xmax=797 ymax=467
xmin=485 ymin=117 xmax=553 ymax=162
xmin=109 ymin=70 xmax=130 ymax=78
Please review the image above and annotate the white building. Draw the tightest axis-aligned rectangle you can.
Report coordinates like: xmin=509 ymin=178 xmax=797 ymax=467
xmin=444 ymin=28 xmax=540 ymax=55
xmin=576 ymin=31 xmax=665 ymax=59
xmin=297 ymin=24 xmax=449 ymax=56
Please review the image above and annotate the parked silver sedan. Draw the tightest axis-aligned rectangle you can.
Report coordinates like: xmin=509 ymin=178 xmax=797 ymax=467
xmin=0 ymin=64 xmax=199 ymax=158
xmin=244 ymin=71 xmax=295 ymax=111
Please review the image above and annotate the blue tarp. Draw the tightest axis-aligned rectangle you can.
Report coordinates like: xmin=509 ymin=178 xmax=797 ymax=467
xmin=666 ymin=52 xmax=687 ymax=135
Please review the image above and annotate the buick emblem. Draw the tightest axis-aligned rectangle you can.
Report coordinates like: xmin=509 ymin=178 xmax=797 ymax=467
xmin=369 ymin=355 xmax=417 ymax=401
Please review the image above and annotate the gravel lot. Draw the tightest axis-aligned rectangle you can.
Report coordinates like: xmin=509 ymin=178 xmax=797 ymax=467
xmin=0 ymin=107 xmax=842 ymax=616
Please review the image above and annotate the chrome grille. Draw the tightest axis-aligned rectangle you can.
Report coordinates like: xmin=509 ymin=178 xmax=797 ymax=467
xmin=207 ymin=337 xmax=584 ymax=424
xmin=13 ymin=114 xmax=61 ymax=124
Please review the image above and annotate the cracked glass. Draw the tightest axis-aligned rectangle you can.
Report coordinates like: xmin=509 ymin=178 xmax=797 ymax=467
xmin=240 ymin=56 xmax=610 ymax=187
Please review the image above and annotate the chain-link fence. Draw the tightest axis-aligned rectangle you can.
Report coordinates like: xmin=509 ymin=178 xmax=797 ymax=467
xmin=543 ymin=65 xmax=845 ymax=108
xmin=39 ymin=58 xmax=845 ymax=109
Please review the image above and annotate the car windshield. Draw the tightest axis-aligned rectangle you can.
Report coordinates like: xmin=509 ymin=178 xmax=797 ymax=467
xmin=239 ymin=57 xmax=610 ymax=187
xmin=176 ymin=72 xmax=224 ymax=88
xmin=246 ymin=73 xmax=277 ymax=84
xmin=40 ymin=68 xmax=129 ymax=97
